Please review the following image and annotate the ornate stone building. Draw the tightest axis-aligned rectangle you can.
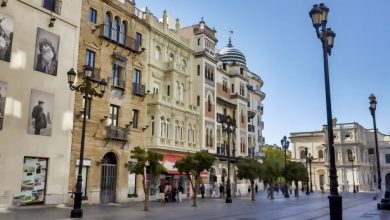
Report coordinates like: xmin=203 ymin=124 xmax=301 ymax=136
xmin=68 ymin=0 xmax=149 ymax=204
xmin=143 ymin=10 xmax=199 ymax=200
xmin=0 ymin=0 xmax=81 ymax=208
xmin=290 ymin=120 xmax=390 ymax=192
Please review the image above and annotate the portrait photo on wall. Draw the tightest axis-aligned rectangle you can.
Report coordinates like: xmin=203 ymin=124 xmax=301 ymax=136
xmin=27 ymin=89 xmax=54 ymax=136
xmin=0 ymin=12 xmax=14 ymax=62
xmin=33 ymin=28 xmax=60 ymax=76
xmin=0 ymin=80 xmax=7 ymax=130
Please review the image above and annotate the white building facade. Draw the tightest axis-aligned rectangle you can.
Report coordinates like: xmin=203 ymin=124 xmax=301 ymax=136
xmin=290 ymin=120 xmax=390 ymax=193
xmin=0 ymin=0 xmax=81 ymax=208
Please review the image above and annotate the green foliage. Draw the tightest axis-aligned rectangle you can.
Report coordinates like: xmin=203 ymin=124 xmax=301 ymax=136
xmin=175 ymin=150 xmax=214 ymax=207
xmin=284 ymin=161 xmax=308 ymax=182
xmin=175 ymin=150 xmax=215 ymax=177
xmin=129 ymin=146 xmax=167 ymax=177
xmin=236 ymin=158 xmax=263 ymax=181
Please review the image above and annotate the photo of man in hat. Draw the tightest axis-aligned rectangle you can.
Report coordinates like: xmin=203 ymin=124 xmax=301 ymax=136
xmin=31 ymin=100 xmax=46 ymax=135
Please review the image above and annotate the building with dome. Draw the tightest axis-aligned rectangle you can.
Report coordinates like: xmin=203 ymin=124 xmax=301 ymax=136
xmin=180 ymin=19 xmax=266 ymax=196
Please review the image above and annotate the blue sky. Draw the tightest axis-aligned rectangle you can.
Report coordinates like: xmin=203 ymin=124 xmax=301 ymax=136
xmin=137 ymin=0 xmax=390 ymax=147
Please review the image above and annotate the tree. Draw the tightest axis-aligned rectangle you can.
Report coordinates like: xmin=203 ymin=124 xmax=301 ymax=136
xmin=129 ymin=146 xmax=166 ymax=211
xmin=284 ymin=161 xmax=308 ymax=197
xmin=236 ymin=158 xmax=263 ymax=201
xmin=175 ymin=150 xmax=214 ymax=207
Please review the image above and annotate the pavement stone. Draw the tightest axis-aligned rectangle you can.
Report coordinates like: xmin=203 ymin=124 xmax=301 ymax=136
xmin=0 ymin=191 xmax=389 ymax=220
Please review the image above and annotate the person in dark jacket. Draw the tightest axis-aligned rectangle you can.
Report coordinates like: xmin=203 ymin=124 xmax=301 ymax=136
xmin=200 ymin=184 xmax=205 ymax=199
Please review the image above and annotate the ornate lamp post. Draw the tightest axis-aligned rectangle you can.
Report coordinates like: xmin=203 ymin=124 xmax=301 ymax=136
xmin=67 ymin=66 xmax=107 ymax=218
xmin=281 ymin=136 xmax=290 ymax=198
xmin=309 ymin=3 xmax=341 ymax=219
xmin=221 ymin=110 xmax=236 ymax=203
xmin=304 ymin=148 xmax=310 ymax=195
xmin=369 ymin=94 xmax=390 ymax=209
xmin=308 ymin=153 xmax=314 ymax=193
xmin=347 ymin=151 xmax=356 ymax=193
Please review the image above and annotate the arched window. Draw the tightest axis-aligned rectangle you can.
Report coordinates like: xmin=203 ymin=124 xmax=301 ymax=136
xmin=175 ymin=120 xmax=179 ymax=139
xmin=197 ymin=65 xmax=200 ymax=75
xmin=181 ymin=122 xmax=184 ymax=140
xmin=111 ymin=16 xmax=120 ymax=41
xmin=154 ymin=46 xmax=161 ymax=60
xmin=241 ymin=109 xmax=244 ymax=123
xmin=182 ymin=59 xmax=187 ymax=71
xmin=197 ymin=38 xmax=200 ymax=45
xmin=151 ymin=115 xmax=155 ymax=136
xmin=300 ymin=150 xmax=305 ymax=159
xmin=169 ymin=53 xmax=174 ymax=62
xmin=176 ymin=81 xmax=181 ymax=102
xmin=166 ymin=118 xmax=170 ymax=138
xmin=318 ymin=150 xmax=324 ymax=159
xmin=197 ymin=95 xmax=200 ymax=106
xmin=206 ymin=128 xmax=209 ymax=146
xmin=160 ymin=116 xmax=165 ymax=137
xmin=210 ymin=129 xmax=213 ymax=147
xmin=208 ymin=95 xmax=211 ymax=112
xmin=188 ymin=124 xmax=191 ymax=142
xmin=104 ymin=12 xmax=112 ymax=37
xmin=180 ymin=84 xmax=184 ymax=102
xmin=119 ymin=21 xmax=127 ymax=45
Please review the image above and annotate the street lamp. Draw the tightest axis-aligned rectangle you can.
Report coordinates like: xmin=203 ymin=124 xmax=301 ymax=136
xmin=304 ymin=148 xmax=310 ymax=195
xmin=309 ymin=3 xmax=342 ymax=219
xmin=281 ymin=136 xmax=290 ymax=198
xmin=68 ymin=66 xmax=107 ymax=218
xmin=369 ymin=94 xmax=390 ymax=209
xmin=347 ymin=151 xmax=356 ymax=193
xmin=220 ymin=109 xmax=236 ymax=203
xmin=308 ymin=153 xmax=314 ymax=193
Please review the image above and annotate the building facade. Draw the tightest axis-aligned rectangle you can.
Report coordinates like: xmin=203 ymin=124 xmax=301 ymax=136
xmin=68 ymin=0 xmax=149 ymax=204
xmin=143 ymin=10 xmax=199 ymax=200
xmin=0 ymin=0 xmax=82 ymax=207
xmin=290 ymin=120 xmax=390 ymax=193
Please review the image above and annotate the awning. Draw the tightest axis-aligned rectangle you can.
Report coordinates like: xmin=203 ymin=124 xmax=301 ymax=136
xmin=163 ymin=154 xmax=208 ymax=175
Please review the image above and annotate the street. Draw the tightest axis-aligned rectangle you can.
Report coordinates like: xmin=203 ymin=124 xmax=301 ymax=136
xmin=1 ymin=191 xmax=389 ymax=220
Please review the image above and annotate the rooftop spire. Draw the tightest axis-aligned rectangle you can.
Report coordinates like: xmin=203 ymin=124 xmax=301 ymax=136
xmin=227 ymin=28 xmax=234 ymax=47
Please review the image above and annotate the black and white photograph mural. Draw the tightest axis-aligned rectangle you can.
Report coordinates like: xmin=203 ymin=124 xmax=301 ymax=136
xmin=33 ymin=28 xmax=59 ymax=76
xmin=27 ymin=89 xmax=54 ymax=136
xmin=0 ymin=80 xmax=7 ymax=130
xmin=0 ymin=12 xmax=14 ymax=62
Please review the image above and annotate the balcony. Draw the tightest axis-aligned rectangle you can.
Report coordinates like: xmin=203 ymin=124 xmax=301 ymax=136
xmin=111 ymin=78 xmax=126 ymax=90
xmin=106 ymin=126 xmax=128 ymax=141
xmin=98 ymin=25 xmax=141 ymax=53
xmin=133 ymin=83 xmax=146 ymax=96
xmin=257 ymin=105 xmax=264 ymax=113
xmin=81 ymin=67 xmax=100 ymax=82
xmin=248 ymin=124 xmax=255 ymax=132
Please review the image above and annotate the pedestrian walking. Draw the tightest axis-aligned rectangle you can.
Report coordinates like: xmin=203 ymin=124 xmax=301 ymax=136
xmin=178 ymin=184 xmax=184 ymax=202
xmin=219 ymin=183 xmax=224 ymax=197
xmin=255 ymin=184 xmax=258 ymax=194
xmin=200 ymin=183 xmax=205 ymax=199
xmin=248 ymin=185 xmax=251 ymax=196
xmin=159 ymin=183 xmax=165 ymax=205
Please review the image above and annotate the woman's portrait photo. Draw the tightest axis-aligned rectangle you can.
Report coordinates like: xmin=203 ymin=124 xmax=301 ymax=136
xmin=33 ymin=28 xmax=60 ymax=76
xmin=0 ymin=12 xmax=14 ymax=62
xmin=27 ymin=89 xmax=54 ymax=136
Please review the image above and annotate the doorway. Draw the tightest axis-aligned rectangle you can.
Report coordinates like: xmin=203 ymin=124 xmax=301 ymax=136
xmin=100 ymin=152 xmax=117 ymax=203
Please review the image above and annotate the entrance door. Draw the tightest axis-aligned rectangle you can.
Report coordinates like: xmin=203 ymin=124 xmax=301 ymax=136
xmin=100 ymin=153 xmax=117 ymax=203
xmin=386 ymin=173 xmax=390 ymax=192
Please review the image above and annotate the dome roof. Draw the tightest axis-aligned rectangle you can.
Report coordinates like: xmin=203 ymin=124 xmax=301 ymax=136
xmin=218 ymin=38 xmax=246 ymax=66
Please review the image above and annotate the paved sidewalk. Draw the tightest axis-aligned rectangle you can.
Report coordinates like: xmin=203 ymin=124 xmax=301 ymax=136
xmin=1 ymin=191 xmax=389 ymax=220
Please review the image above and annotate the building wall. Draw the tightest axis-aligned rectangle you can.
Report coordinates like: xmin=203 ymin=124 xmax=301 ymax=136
xmin=0 ymin=0 xmax=82 ymax=207
xmin=68 ymin=0 xmax=148 ymax=204
xmin=291 ymin=122 xmax=389 ymax=192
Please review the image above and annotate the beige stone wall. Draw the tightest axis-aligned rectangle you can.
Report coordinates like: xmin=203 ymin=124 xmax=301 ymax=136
xmin=0 ymin=0 xmax=82 ymax=206
xmin=69 ymin=0 xmax=149 ymax=203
